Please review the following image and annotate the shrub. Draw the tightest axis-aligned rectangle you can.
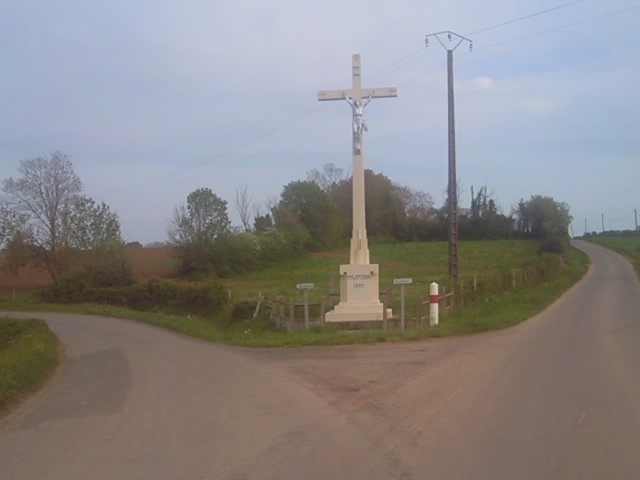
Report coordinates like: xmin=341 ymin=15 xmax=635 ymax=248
xmin=539 ymin=235 xmax=567 ymax=255
xmin=231 ymin=300 xmax=256 ymax=322
xmin=40 ymin=277 xmax=229 ymax=315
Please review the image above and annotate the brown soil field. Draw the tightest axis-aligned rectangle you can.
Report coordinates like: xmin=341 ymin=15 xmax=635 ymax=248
xmin=0 ymin=247 xmax=179 ymax=293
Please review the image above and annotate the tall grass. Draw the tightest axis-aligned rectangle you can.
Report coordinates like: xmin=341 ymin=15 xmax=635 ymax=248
xmin=0 ymin=317 xmax=59 ymax=417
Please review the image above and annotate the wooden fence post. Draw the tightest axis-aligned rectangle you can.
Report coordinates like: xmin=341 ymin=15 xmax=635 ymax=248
xmin=288 ymin=300 xmax=294 ymax=333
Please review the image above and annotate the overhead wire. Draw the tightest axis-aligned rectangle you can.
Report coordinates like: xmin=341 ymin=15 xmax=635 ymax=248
xmin=465 ymin=0 xmax=587 ymax=36
xmin=116 ymin=1 xmax=639 ymax=196
xmin=472 ymin=4 xmax=640 ymax=52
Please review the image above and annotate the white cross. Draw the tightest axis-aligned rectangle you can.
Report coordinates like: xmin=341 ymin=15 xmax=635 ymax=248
xmin=318 ymin=54 xmax=397 ymax=266
xmin=318 ymin=54 xmax=397 ymax=154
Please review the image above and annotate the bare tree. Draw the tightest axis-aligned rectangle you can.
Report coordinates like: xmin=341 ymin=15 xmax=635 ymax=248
xmin=307 ymin=163 xmax=348 ymax=193
xmin=2 ymin=152 xmax=82 ymax=279
xmin=234 ymin=185 xmax=253 ymax=232
xmin=394 ymin=184 xmax=434 ymax=220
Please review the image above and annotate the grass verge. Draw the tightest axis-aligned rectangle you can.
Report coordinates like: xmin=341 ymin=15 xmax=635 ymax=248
xmin=0 ymin=317 xmax=60 ymax=418
xmin=0 ymin=247 xmax=590 ymax=348
xmin=584 ymin=235 xmax=640 ymax=277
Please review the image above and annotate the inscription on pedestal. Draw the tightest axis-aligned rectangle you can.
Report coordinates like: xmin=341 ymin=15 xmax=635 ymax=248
xmin=340 ymin=264 xmax=380 ymax=304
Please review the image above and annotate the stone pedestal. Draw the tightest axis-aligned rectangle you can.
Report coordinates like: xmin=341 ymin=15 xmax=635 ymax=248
xmin=325 ymin=264 xmax=389 ymax=322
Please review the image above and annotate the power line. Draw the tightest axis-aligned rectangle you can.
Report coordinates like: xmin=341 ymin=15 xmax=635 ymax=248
xmin=465 ymin=0 xmax=587 ymax=36
xmin=110 ymin=1 xmax=640 ymax=197
xmin=175 ymin=1 xmax=605 ymax=174
xmin=472 ymin=5 xmax=640 ymax=52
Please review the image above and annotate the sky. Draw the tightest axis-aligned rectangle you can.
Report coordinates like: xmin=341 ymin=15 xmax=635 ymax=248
xmin=1 ymin=0 xmax=639 ymax=244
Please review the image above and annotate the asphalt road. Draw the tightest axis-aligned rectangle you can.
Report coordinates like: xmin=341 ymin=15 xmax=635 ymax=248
xmin=1 ymin=240 xmax=639 ymax=479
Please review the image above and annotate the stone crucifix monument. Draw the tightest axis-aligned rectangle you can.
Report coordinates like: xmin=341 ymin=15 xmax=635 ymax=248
xmin=318 ymin=54 xmax=397 ymax=322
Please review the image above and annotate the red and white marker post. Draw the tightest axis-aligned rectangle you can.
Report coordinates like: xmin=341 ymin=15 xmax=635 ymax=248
xmin=429 ymin=282 xmax=439 ymax=326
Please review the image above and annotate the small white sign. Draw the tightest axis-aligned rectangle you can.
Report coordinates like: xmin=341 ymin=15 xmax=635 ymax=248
xmin=393 ymin=278 xmax=413 ymax=285
xmin=296 ymin=283 xmax=315 ymax=290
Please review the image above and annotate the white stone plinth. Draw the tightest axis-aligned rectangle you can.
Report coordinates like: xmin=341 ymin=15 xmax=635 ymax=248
xmin=325 ymin=264 xmax=390 ymax=322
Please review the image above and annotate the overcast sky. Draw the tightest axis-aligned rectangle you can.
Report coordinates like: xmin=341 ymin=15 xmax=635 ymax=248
xmin=1 ymin=0 xmax=639 ymax=243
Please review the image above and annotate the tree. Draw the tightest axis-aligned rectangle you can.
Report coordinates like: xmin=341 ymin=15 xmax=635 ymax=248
xmin=234 ymin=185 xmax=254 ymax=232
xmin=67 ymin=196 xmax=122 ymax=250
xmin=307 ymin=163 xmax=348 ymax=195
xmin=459 ymin=185 xmax=515 ymax=240
xmin=167 ymin=187 xmax=231 ymax=274
xmin=394 ymin=184 xmax=434 ymax=222
xmin=0 ymin=202 xmax=27 ymax=249
xmin=1 ymin=152 xmax=129 ymax=283
xmin=254 ymin=213 xmax=273 ymax=232
xmin=272 ymin=180 xmax=341 ymax=250
xmin=168 ymin=188 xmax=230 ymax=246
xmin=332 ymin=170 xmax=407 ymax=240
xmin=2 ymin=152 xmax=83 ymax=279
xmin=516 ymin=195 xmax=572 ymax=253
xmin=364 ymin=171 xmax=407 ymax=239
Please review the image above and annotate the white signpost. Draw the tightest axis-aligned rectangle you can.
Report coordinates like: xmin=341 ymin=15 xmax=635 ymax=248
xmin=296 ymin=283 xmax=315 ymax=331
xmin=319 ymin=54 xmax=397 ymax=322
xmin=393 ymin=278 xmax=413 ymax=330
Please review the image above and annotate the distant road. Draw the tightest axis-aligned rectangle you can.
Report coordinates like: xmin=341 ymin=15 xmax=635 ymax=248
xmin=2 ymin=240 xmax=639 ymax=479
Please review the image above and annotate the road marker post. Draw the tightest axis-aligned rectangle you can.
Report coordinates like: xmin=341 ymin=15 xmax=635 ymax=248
xmin=430 ymin=282 xmax=439 ymax=326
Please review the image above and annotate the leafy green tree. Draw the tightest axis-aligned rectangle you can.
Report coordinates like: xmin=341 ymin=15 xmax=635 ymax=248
xmin=364 ymin=171 xmax=407 ymax=239
xmin=516 ymin=195 xmax=572 ymax=253
xmin=273 ymin=180 xmax=341 ymax=250
xmin=332 ymin=170 xmax=407 ymax=240
xmin=168 ymin=187 xmax=231 ymax=274
xmin=168 ymin=188 xmax=230 ymax=245
xmin=460 ymin=185 xmax=515 ymax=240
xmin=253 ymin=213 xmax=273 ymax=232
xmin=67 ymin=196 xmax=122 ymax=250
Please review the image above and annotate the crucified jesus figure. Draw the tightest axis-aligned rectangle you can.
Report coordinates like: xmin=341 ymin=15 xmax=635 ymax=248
xmin=344 ymin=93 xmax=372 ymax=153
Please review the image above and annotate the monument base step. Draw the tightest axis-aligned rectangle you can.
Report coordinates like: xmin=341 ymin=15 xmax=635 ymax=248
xmin=325 ymin=302 xmax=393 ymax=323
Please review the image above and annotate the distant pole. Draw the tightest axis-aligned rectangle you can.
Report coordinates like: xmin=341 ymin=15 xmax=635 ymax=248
xmin=426 ymin=31 xmax=472 ymax=286
xmin=602 ymin=213 xmax=605 ymax=234
xmin=584 ymin=218 xmax=587 ymax=236
xmin=635 ymin=209 xmax=638 ymax=244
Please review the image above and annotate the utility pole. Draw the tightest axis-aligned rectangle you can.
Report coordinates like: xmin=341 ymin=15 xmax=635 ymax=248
xmin=602 ymin=213 xmax=605 ymax=234
xmin=425 ymin=31 xmax=472 ymax=286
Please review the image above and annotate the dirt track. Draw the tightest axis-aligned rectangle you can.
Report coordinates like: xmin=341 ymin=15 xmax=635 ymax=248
xmin=1 ymin=240 xmax=639 ymax=479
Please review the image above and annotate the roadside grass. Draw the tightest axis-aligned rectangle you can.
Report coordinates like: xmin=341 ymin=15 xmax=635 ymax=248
xmin=0 ymin=241 xmax=590 ymax=347
xmin=0 ymin=317 xmax=60 ymax=418
xmin=226 ymin=239 xmax=541 ymax=303
xmin=585 ymin=235 xmax=640 ymax=276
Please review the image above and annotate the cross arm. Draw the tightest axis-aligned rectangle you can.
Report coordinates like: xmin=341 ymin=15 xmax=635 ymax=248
xmin=317 ymin=89 xmax=347 ymax=101
xmin=318 ymin=87 xmax=397 ymax=102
